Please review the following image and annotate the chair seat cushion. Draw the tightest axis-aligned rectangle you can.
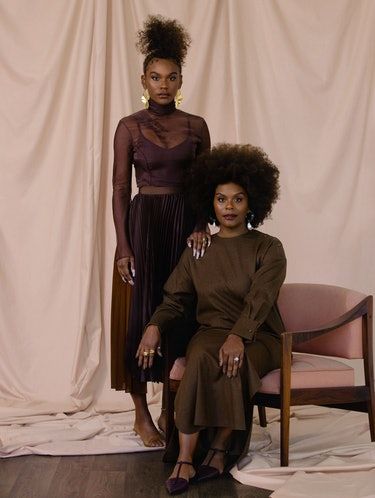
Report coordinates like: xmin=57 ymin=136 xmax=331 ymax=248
xmin=259 ymin=353 xmax=355 ymax=394
xmin=169 ymin=354 xmax=355 ymax=392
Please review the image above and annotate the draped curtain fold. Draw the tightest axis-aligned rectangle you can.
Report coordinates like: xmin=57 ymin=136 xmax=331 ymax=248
xmin=0 ymin=0 xmax=374 ymax=415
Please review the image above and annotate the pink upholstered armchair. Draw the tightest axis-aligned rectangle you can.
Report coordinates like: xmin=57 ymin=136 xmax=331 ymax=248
xmin=165 ymin=283 xmax=375 ymax=467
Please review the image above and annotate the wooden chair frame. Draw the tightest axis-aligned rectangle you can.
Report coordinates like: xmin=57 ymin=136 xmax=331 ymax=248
xmin=252 ymin=295 xmax=375 ymax=466
xmin=164 ymin=295 xmax=375 ymax=467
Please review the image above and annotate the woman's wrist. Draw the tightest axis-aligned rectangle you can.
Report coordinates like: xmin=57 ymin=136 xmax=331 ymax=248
xmin=228 ymin=333 xmax=243 ymax=342
xmin=146 ymin=324 xmax=161 ymax=335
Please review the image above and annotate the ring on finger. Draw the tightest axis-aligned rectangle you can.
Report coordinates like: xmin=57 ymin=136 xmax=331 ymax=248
xmin=233 ymin=356 xmax=240 ymax=363
xmin=143 ymin=351 xmax=149 ymax=357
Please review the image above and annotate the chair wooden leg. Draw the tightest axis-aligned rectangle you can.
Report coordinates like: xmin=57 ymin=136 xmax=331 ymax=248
xmin=165 ymin=391 xmax=175 ymax=446
xmin=280 ymin=335 xmax=292 ymax=467
xmin=258 ymin=405 xmax=267 ymax=427
xmin=367 ymin=398 xmax=375 ymax=441
xmin=366 ymin=357 xmax=375 ymax=441
xmin=280 ymin=399 xmax=291 ymax=466
xmin=165 ymin=379 xmax=177 ymax=446
xmin=363 ymin=303 xmax=375 ymax=441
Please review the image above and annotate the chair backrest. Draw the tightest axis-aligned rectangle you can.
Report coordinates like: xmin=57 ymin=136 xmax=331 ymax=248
xmin=277 ymin=283 xmax=366 ymax=359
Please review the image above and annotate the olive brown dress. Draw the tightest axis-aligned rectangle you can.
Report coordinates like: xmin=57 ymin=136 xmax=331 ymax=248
xmin=111 ymin=99 xmax=210 ymax=393
xmin=148 ymin=230 xmax=287 ymax=466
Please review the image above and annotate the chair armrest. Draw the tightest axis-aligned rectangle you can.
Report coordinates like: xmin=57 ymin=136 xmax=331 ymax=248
xmin=281 ymin=296 xmax=371 ymax=346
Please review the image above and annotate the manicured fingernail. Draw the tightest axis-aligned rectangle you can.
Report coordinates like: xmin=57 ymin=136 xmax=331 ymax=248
xmin=201 ymin=249 xmax=205 ymax=257
xmin=187 ymin=241 xmax=191 ymax=248
xmin=193 ymin=249 xmax=196 ymax=257
xmin=132 ymin=269 xmax=135 ymax=277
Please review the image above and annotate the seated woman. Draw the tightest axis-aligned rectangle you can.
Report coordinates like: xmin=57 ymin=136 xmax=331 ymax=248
xmin=137 ymin=143 xmax=286 ymax=495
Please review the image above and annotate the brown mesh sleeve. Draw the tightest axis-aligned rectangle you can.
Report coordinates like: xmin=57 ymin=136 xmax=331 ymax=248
xmin=112 ymin=120 xmax=133 ymax=261
xmin=197 ymin=118 xmax=211 ymax=155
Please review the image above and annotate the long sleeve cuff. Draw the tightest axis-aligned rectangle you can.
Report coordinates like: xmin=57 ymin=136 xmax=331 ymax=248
xmin=230 ymin=315 xmax=259 ymax=341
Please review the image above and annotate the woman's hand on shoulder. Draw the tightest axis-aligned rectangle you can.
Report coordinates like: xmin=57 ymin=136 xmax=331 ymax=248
xmin=187 ymin=230 xmax=211 ymax=259
xmin=219 ymin=334 xmax=244 ymax=378
xmin=116 ymin=254 xmax=135 ymax=285
xmin=136 ymin=325 xmax=162 ymax=370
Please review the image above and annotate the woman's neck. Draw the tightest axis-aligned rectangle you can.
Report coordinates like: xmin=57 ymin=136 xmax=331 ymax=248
xmin=147 ymin=99 xmax=176 ymax=116
xmin=216 ymin=227 xmax=248 ymax=238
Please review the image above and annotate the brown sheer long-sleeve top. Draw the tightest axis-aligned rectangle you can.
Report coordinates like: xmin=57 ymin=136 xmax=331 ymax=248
xmin=148 ymin=231 xmax=287 ymax=341
xmin=112 ymin=100 xmax=211 ymax=261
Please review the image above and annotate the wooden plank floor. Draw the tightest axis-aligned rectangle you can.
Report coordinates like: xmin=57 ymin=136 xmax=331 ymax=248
xmin=0 ymin=451 xmax=272 ymax=498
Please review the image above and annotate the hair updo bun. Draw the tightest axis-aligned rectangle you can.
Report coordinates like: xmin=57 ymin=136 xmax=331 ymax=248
xmin=136 ymin=15 xmax=191 ymax=72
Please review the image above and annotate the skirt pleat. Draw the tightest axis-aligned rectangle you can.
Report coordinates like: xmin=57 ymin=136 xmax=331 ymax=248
xmin=111 ymin=193 xmax=195 ymax=393
xmin=110 ymin=261 xmax=133 ymax=390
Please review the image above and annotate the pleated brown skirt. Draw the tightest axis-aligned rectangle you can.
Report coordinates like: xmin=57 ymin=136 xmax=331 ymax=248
xmin=110 ymin=192 xmax=196 ymax=393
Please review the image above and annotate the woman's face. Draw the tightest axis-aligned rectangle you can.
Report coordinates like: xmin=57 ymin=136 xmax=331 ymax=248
xmin=213 ymin=182 xmax=250 ymax=234
xmin=141 ymin=58 xmax=182 ymax=106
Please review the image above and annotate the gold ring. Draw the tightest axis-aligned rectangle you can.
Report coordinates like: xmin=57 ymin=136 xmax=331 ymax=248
xmin=143 ymin=351 xmax=149 ymax=357
xmin=149 ymin=349 xmax=155 ymax=354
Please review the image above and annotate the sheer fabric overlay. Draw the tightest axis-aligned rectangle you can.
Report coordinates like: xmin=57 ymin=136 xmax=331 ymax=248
xmin=112 ymin=100 xmax=210 ymax=260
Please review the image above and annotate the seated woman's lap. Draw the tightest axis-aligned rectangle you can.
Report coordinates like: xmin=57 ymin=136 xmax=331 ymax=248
xmin=185 ymin=327 xmax=281 ymax=378
xmin=174 ymin=328 xmax=281 ymax=435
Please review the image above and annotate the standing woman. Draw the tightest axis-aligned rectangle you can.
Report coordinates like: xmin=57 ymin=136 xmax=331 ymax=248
xmin=111 ymin=16 xmax=211 ymax=447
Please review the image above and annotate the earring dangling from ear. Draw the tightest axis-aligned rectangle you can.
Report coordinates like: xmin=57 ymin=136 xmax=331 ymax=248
xmin=246 ymin=211 xmax=255 ymax=230
xmin=141 ymin=88 xmax=150 ymax=109
xmin=209 ymin=215 xmax=218 ymax=227
xmin=174 ymin=89 xmax=183 ymax=108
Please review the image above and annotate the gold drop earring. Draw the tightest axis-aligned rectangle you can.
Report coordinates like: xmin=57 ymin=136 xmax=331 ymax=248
xmin=141 ymin=88 xmax=150 ymax=109
xmin=174 ymin=89 xmax=183 ymax=108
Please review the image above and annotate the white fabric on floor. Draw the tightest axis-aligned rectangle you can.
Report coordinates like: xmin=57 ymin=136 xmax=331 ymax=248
xmin=0 ymin=391 xmax=163 ymax=458
xmin=231 ymin=406 xmax=375 ymax=496
xmin=2 ymin=403 xmax=375 ymax=497
xmin=271 ymin=471 xmax=375 ymax=498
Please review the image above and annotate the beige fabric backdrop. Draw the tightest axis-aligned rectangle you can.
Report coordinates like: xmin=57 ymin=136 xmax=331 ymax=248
xmin=1 ymin=0 xmax=374 ymax=417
